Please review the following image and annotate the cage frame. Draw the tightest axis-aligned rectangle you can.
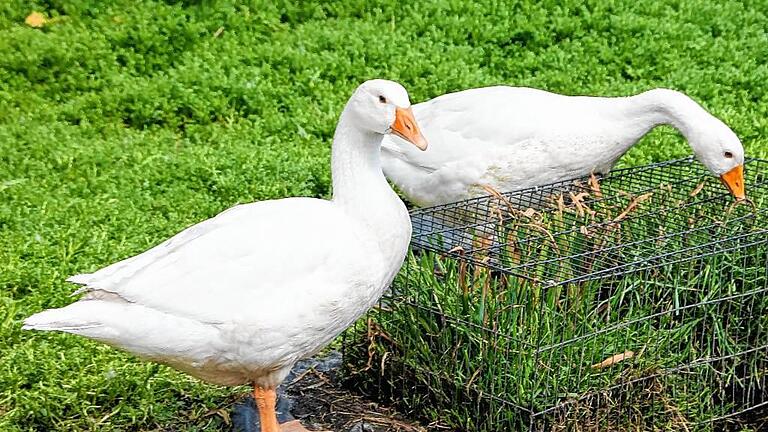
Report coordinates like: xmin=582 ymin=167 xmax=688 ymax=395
xmin=343 ymin=157 xmax=768 ymax=431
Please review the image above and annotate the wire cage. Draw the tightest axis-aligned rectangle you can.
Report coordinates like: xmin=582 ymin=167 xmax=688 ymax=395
xmin=342 ymin=157 xmax=768 ymax=431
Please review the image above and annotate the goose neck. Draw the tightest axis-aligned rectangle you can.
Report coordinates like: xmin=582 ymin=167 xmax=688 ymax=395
xmin=330 ymin=112 xmax=391 ymax=207
xmin=330 ymin=106 xmax=411 ymax=267
xmin=627 ymin=89 xmax=710 ymax=143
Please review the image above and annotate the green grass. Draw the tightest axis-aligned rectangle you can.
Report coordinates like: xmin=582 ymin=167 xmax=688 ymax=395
xmin=1 ymin=0 xmax=768 ymax=430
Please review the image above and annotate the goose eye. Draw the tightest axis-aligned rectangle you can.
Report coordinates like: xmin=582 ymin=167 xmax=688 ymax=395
xmin=378 ymin=95 xmax=387 ymax=104
xmin=724 ymin=151 xmax=734 ymax=159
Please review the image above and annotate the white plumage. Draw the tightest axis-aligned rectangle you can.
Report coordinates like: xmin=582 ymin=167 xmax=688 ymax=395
xmin=28 ymin=199 xmax=388 ymax=386
xmin=382 ymin=87 xmax=745 ymax=207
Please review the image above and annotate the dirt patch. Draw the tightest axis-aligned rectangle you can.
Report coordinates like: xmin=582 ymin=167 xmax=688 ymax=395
xmin=231 ymin=352 xmax=431 ymax=432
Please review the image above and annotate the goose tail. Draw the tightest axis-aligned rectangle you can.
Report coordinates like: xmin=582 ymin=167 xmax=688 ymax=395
xmin=22 ymin=302 xmax=104 ymax=333
xmin=23 ymin=301 xmax=222 ymax=365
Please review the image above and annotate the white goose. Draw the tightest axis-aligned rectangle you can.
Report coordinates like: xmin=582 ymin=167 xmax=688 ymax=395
xmin=23 ymin=80 xmax=428 ymax=432
xmin=382 ymin=87 xmax=745 ymax=207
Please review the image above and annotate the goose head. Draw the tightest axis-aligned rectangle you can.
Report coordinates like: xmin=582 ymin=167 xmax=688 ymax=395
xmin=348 ymin=79 xmax=428 ymax=150
xmin=688 ymin=118 xmax=746 ymax=200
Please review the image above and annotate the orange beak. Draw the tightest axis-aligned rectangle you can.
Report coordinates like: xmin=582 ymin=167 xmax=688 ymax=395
xmin=720 ymin=164 xmax=746 ymax=200
xmin=391 ymin=107 xmax=428 ymax=151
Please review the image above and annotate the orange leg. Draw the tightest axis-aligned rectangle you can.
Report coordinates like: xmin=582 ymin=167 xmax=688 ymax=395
xmin=253 ymin=386 xmax=317 ymax=432
xmin=253 ymin=386 xmax=279 ymax=432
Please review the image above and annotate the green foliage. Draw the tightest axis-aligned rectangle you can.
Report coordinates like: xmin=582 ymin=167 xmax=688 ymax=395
xmin=1 ymin=0 xmax=767 ymax=430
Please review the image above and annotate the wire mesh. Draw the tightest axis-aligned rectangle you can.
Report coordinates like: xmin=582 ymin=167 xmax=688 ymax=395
xmin=342 ymin=157 xmax=768 ymax=431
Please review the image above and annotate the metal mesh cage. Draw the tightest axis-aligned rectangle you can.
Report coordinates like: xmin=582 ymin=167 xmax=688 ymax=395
xmin=342 ymin=157 xmax=768 ymax=431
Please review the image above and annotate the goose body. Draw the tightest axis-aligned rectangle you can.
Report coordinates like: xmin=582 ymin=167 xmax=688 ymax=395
xmin=24 ymin=79 xmax=428 ymax=432
xmin=39 ymin=198 xmax=398 ymax=388
xmin=382 ymin=87 xmax=745 ymax=207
